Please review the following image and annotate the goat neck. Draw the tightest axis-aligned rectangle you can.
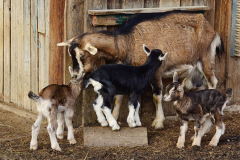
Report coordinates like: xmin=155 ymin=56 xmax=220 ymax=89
xmin=173 ymin=93 xmax=190 ymax=114
xmin=69 ymin=81 xmax=82 ymax=99
xmin=140 ymin=54 xmax=163 ymax=82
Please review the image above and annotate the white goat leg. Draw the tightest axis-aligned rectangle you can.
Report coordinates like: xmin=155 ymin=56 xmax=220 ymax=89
xmin=127 ymin=103 xmax=137 ymax=128
xmin=112 ymin=95 xmax=123 ymax=120
xmin=64 ymin=110 xmax=77 ymax=145
xmin=47 ymin=123 xmax=61 ymax=151
xmin=94 ymin=95 xmax=108 ymax=126
xmin=30 ymin=114 xmax=43 ymax=150
xmin=152 ymin=93 xmax=165 ymax=129
xmin=102 ymin=106 xmax=120 ymax=130
xmin=56 ymin=112 xmax=64 ymax=139
xmin=177 ymin=121 xmax=188 ymax=149
xmin=209 ymin=123 xmax=225 ymax=146
xmin=134 ymin=102 xmax=141 ymax=126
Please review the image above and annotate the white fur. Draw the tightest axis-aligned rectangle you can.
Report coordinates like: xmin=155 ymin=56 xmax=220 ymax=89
xmin=112 ymin=95 xmax=123 ymax=120
xmin=102 ymin=106 xmax=120 ymax=130
xmin=152 ymin=93 xmax=165 ymax=129
xmin=134 ymin=102 xmax=142 ymax=126
xmin=64 ymin=110 xmax=77 ymax=144
xmin=74 ymin=47 xmax=85 ymax=78
xmin=209 ymin=124 xmax=225 ymax=146
xmin=93 ymin=95 xmax=108 ymax=126
xmin=163 ymin=64 xmax=193 ymax=78
xmin=56 ymin=112 xmax=64 ymax=139
xmin=89 ymin=79 xmax=103 ymax=93
xmin=221 ymin=100 xmax=228 ymax=115
xmin=47 ymin=122 xmax=61 ymax=151
xmin=30 ymin=114 xmax=43 ymax=150
xmin=210 ymin=33 xmax=221 ymax=57
xmin=177 ymin=121 xmax=188 ymax=148
xmin=127 ymin=103 xmax=136 ymax=127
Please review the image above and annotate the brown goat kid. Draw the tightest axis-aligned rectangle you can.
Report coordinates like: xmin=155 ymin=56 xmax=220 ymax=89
xmin=163 ymin=72 xmax=232 ymax=148
xmin=58 ymin=11 xmax=224 ymax=129
xmin=28 ymin=66 xmax=81 ymax=151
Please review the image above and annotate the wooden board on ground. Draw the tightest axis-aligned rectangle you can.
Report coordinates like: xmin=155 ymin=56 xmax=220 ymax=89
xmin=83 ymin=127 xmax=148 ymax=147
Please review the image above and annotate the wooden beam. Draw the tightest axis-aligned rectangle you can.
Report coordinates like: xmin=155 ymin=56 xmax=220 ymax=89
xmin=92 ymin=14 xmax=132 ymax=26
xmin=0 ymin=0 xmax=3 ymax=101
xmin=88 ymin=6 xmax=209 ymax=15
xmin=49 ymin=0 xmax=65 ymax=84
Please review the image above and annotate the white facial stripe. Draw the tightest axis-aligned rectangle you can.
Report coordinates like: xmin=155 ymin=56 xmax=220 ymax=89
xmin=74 ymin=47 xmax=84 ymax=77
xmin=89 ymin=78 xmax=103 ymax=93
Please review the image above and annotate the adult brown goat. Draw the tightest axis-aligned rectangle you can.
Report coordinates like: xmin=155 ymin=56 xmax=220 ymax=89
xmin=57 ymin=11 xmax=224 ymax=129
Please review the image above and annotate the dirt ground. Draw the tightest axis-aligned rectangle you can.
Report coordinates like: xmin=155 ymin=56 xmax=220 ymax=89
xmin=0 ymin=107 xmax=240 ymax=160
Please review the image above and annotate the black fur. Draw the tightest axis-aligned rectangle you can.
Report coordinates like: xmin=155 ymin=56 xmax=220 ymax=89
xmin=28 ymin=91 xmax=40 ymax=102
xmin=84 ymin=48 xmax=165 ymax=109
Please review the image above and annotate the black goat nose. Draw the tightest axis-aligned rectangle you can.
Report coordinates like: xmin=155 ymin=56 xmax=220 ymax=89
xmin=72 ymin=75 xmax=77 ymax=79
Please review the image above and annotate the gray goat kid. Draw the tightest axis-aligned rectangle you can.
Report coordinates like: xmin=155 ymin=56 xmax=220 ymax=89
xmin=163 ymin=72 xmax=232 ymax=148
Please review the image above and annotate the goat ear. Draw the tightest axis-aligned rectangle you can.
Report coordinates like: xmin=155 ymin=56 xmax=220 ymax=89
xmin=85 ymin=43 xmax=98 ymax=55
xmin=178 ymin=78 xmax=186 ymax=91
xmin=57 ymin=38 xmax=73 ymax=46
xmin=143 ymin=44 xmax=151 ymax=56
xmin=69 ymin=66 xmax=73 ymax=76
xmin=159 ymin=52 xmax=168 ymax=61
xmin=173 ymin=72 xmax=178 ymax=82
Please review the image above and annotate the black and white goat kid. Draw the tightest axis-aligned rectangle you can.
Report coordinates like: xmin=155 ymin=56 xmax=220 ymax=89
xmin=163 ymin=72 xmax=232 ymax=148
xmin=83 ymin=45 xmax=168 ymax=130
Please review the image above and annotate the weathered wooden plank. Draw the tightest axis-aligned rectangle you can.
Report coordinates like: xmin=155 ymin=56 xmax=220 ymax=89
xmin=17 ymin=0 xmax=24 ymax=108
xmin=65 ymin=0 xmax=85 ymax=128
xmin=23 ymin=0 xmax=31 ymax=110
xmin=193 ymin=0 xmax=204 ymax=6
xmin=44 ymin=0 xmax=50 ymax=87
xmin=225 ymin=0 xmax=240 ymax=102
xmin=11 ymin=0 xmax=18 ymax=104
xmin=30 ymin=0 xmax=39 ymax=113
xmin=0 ymin=0 xmax=4 ymax=101
xmin=49 ymin=0 xmax=65 ymax=85
xmin=88 ymin=5 xmax=208 ymax=15
xmin=92 ymin=14 xmax=132 ymax=26
xmin=3 ymin=0 xmax=11 ymax=103
xmin=84 ymin=127 xmax=148 ymax=147
xmin=181 ymin=0 xmax=193 ymax=6
xmin=38 ymin=0 xmax=45 ymax=33
xmin=107 ymin=0 xmax=123 ymax=32
xmin=144 ymin=0 xmax=159 ymax=8
xmin=122 ymin=0 xmax=144 ymax=8
xmin=38 ymin=33 xmax=46 ymax=91
xmin=82 ymin=0 xmax=107 ymax=126
xmin=160 ymin=0 xmax=180 ymax=7
xmin=203 ymin=0 xmax=215 ymax=27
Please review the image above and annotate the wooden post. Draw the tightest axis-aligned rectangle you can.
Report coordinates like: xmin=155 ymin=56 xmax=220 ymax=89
xmin=82 ymin=0 xmax=107 ymax=126
xmin=49 ymin=0 xmax=65 ymax=85
xmin=0 ymin=0 xmax=3 ymax=101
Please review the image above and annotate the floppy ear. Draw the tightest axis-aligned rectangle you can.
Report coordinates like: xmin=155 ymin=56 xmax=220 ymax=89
xmin=57 ymin=38 xmax=73 ymax=46
xmin=85 ymin=43 xmax=98 ymax=55
xmin=143 ymin=44 xmax=151 ymax=56
xmin=178 ymin=78 xmax=186 ymax=91
xmin=69 ymin=66 xmax=73 ymax=77
xmin=158 ymin=52 xmax=168 ymax=61
xmin=173 ymin=72 xmax=178 ymax=83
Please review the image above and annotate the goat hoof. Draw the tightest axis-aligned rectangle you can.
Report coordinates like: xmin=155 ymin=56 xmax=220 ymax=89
xmin=151 ymin=119 xmax=164 ymax=129
xmin=69 ymin=139 xmax=77 ymax=144
xmin=57 ymin=134 xmax=64 ymax=139
xmin=100 ymin=120 xmax=108 ymax=127
xmin=209 ymin=141 xmax=217 ymax=147
xmin=52 ymin=145 xmax=62 ymax=152
xmin=112 ymin=124 xmax=120 ymax=131
xmin=30 ymin=144 xmax=38 ymax=150
xmin=135 ymin=121 xmax=142 ymax=127
xmin=176 ymin=143 xmax=184 ymax=149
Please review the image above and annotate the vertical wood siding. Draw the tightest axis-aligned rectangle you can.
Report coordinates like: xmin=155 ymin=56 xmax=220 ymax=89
xmin=0 ymin=0 xmax=50 ymax=112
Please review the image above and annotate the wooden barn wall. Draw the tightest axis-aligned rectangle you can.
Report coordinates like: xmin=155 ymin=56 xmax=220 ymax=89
xmin=64 ymin=0 xmax=221 ymax=127
xmin=0 ymin=0 xmax=51 ymax=113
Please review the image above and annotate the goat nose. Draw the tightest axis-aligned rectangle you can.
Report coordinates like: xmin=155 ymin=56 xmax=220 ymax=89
xmin=72 ymin=75 xmax=77 ymax=79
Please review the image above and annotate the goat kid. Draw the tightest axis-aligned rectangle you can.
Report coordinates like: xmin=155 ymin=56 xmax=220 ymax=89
xmin=28 ymin=67 xmax=81 ymax=151
xmin=163 ymin=72 xmax=232 ymax=148
xmin=83 ymin=45 xmax=168 ymax=130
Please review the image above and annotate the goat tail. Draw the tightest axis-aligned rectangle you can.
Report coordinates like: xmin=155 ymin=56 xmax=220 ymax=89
xmin=82 ymin=78 xmax=90 ymax=90
xmin=226 ymin=88 xmax=233 ymax=101
xmin=28 ymin=91 xmax=40 ymax=102
xmin=215 ymin=33 xmax=225 ymax=60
